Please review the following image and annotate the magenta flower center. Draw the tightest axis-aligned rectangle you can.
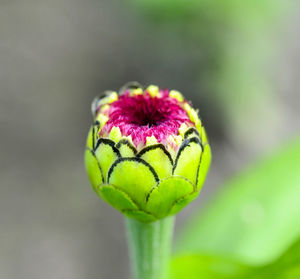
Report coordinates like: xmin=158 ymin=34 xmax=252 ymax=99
xmin=100 ymin=92 xmax=191 ymax=147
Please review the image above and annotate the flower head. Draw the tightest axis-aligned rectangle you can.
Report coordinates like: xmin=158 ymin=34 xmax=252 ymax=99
xmin=85 ymin=82 xmax=211 ymax=222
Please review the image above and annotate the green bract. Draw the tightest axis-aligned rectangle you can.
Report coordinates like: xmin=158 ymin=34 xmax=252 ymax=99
xmin=85 ymin=83 xmax=211 ymax=223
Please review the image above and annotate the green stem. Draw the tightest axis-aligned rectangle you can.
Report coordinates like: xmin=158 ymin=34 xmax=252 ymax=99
xmin=125 ymin=216 xmax=175 ymax=279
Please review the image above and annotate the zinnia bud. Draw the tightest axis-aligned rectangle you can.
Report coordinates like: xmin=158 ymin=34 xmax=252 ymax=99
xmin=85 ymin=82 xmax=211 ymax=223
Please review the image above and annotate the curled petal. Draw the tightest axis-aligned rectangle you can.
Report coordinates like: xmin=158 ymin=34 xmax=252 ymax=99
xmin=119 ymin=81 xmax=144 ymax=95
xmin=91 ymin=91 xmax=118 ymax=117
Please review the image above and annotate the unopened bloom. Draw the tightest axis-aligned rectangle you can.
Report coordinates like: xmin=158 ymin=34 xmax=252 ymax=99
xmin=85 ymin=82 xmax=211 ymax=223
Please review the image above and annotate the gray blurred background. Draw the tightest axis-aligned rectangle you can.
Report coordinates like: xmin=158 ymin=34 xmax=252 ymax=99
xmin=0 ymin=0 xmax=299 ymax=278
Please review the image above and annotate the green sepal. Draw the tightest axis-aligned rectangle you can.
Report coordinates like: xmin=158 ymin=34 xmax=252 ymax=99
xmin=184 ymin=127 xmax=200 ymax=139
xmin=107 ymin=157 xmax=159 ymax=209
xmin=169 ymin=191 xmax=199 ymax=216
xmin=146 ymin=177 xmax=194 ymax=219
xmin=84 ymin=148 xmax=104 ymax=191
xmin=123 ymin=209 xmax=157 ymax=223
xmin=86 ymin=126 xmax=94 ymax=149
xmin=201 ymin=126 xmax=209 ymax=145
xmin=116 ymin=138 xmax=137 ymax=157
xmin=197 ymin=144 xmax=212 ymax=191
xmin=173 ymin=137 xmax=202 ymax=184
xmin=86 ymin=122 xmax=100 ymax=150
xmin=94 ymin=138 xmax=120 ymax=182
xmin=97 ymin=184 xmax=139 ymax=211
xmin=138 ymin=144 xmax=173 ymax=180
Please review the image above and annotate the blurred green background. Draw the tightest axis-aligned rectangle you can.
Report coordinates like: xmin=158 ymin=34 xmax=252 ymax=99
xmin=0 ymin=0 xmax=299 ymax=278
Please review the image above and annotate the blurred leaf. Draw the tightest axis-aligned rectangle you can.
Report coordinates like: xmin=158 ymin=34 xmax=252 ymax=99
xmin=171 ymin=237 xmax=300 ymax=279
xmin=175 ymin=139 xmax=300 ymax=265
xmin=254 ymin=237 xmax=300 ymax=279
xmin=129 ymin=0 xmax=283 ymax=22
xmin=171 ymin=254 xmax=251 ymax=279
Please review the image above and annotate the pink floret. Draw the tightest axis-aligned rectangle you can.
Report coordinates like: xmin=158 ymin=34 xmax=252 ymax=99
xmin=100 ymin=92 xmax=191 ymax=147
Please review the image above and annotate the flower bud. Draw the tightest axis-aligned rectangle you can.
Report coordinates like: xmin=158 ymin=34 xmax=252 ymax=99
xmin=85 ymin=82 xmax=211 ymax=222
